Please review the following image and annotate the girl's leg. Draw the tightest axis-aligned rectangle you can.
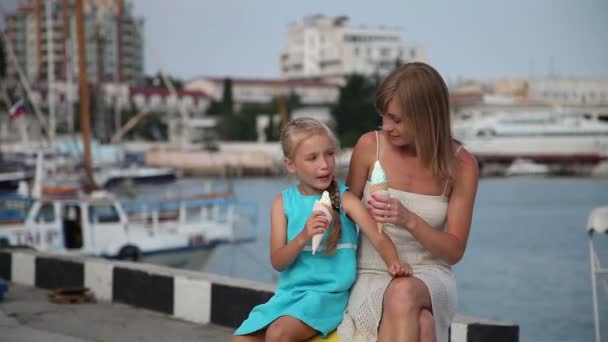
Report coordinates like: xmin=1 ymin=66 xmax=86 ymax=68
xmin=265 ymin=315 xmax=318 ymax=342
xmin=378 ymin=277 xmax=432 ymax=342
xmin=232 ymin=330 xmax=265 ymax=342
xmin=419 ymin=309 xmax=436 ymax=342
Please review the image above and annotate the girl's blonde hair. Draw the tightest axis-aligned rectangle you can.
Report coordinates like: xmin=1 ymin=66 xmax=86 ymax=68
xmin=280 ymin=117 xmax=342 ymax=255
xmin=375 ymin=62 xmax=457 ymax=180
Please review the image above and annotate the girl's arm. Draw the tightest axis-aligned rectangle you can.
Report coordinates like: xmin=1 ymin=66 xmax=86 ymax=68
xmin=269 ymin=194 xmax=328 ymax=271
xmin=342 ymin=191 xmax=410 ymax=276
xmin=370 ymin=151 xmax=479 ymax=265
xmin=346 ymin=132 xmax=376 ymax=199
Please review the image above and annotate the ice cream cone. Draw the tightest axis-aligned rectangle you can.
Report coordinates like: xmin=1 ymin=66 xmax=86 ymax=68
xmin=369 ymin=183 xmax=389 ymax=232
xmin=312 ymin=191 xmax=333 ymax=255
xmin=369 ymin=160 xmax=390 ymax=233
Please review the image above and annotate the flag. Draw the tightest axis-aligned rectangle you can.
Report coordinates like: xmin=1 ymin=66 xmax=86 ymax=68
xmin=9 ymin=100 xmax=26 ymax=120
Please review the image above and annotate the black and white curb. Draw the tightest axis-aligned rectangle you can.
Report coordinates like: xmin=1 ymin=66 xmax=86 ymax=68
xmin=0 ymin=249 xmax=518 ymax=341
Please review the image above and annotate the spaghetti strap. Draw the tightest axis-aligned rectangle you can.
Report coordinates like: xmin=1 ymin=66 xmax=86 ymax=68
xmin=375 ymin=131 xmax=380 ymax=161
xmin=442 ymin=144 xmax=465 ymax=196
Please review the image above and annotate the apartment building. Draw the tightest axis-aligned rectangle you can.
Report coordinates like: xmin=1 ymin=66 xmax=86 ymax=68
xmin=280 ymin=15 xmax=427 ymax=80
xmin=3 ymin=0 xmax=144 ymax=84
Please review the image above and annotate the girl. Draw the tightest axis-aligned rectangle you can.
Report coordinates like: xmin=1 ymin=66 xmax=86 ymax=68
xmin=233 ymin=117 xmax=411 ymax=341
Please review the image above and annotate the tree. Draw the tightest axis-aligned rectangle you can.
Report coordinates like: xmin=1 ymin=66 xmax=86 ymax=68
xmin=220 ymin=78 xmax=234 ymax=116
xmin=143 ymin=72 xmax=183 ymax=89
xmin=332 ymin=74 xmax=378 ymax=147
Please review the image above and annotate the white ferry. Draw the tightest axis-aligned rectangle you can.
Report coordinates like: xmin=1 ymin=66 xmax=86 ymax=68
xmin=453 ymin=111 xmax=608 ymax=163
xmin=0 ymin=190 xmax=257 ymax=266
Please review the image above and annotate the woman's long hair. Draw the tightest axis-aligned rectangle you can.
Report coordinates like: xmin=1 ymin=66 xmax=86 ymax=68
xmin=375 ymin=62 xmax=457 ymax=181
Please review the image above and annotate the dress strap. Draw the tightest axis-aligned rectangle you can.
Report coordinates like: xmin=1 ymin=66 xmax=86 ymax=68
xmin=375 ymin=130 xmax=380 ymax=161
xmin=441 ymin=144 xmax=465 ymax=196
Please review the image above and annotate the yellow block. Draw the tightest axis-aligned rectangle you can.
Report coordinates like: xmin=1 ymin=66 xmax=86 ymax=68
xmin=309 ymin=330 xmax=339 ymax=341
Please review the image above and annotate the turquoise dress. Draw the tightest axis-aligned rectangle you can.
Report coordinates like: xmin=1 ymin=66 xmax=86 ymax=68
xmin=234 ymin=183 xmax=358 ymax=337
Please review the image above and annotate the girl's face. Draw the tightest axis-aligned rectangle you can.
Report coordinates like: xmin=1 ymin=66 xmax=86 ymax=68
xmin=285 ymin=133 xmax=336 ymax=194
xmin=380 ymin=98 xmax=414 ymax=147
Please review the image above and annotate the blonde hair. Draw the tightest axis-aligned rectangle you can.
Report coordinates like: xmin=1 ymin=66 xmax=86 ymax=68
xmin=375 ymin=62 xmax=457 ymax=180
xmin=280 ymin=117 xmax=342 ymax=255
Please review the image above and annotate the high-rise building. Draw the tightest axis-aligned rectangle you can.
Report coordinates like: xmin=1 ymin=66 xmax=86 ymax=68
xmin=280 ymin=15 xmax=427 ymax=80
xmin=3 ymin=0 xmax=144 ymax=84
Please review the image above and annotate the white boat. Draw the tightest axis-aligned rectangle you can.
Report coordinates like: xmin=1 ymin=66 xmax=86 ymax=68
xmin=504 ymin=158 xmax=549 ymax=176
xmin=0 ymin=190 xmax=257 ymax=263
xmin=94 ymin=165 xmax=178 ymax=188
xmin=453 ymin=111 xmax=608 ymax=163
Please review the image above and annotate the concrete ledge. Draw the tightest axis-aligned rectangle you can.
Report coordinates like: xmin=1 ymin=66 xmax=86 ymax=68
xmin=0 ymin=249 xmax=518 ymax=342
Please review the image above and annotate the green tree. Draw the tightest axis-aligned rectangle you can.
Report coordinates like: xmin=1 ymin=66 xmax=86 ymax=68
xmin=143 ymin=72 xmax=183 ymax=89
xmin=221 ymin=78 xmax=234 ymax=116
xmin=332 ymin=74 xmax=378 ymax=147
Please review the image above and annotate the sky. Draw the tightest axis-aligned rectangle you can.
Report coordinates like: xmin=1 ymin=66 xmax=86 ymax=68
xmin=133 ymin=0 xmax=608 ymax=82
xmin=5 ymin=0 xmax=608 ymax=82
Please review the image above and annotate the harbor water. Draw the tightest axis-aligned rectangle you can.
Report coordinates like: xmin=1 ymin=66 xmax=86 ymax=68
xmin=134 ymin=176 xmax=608 ymax=342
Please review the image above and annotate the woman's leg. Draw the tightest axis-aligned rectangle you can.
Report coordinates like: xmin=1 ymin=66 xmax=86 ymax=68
xmin=419 ymin=309 xmax=436 ymax=342
xmin=265 ymin=315 xmax=318 ymax=342
xmin=378 ymin=277 xmax=432 ymax=342
xmin=232 ymin=330 xmax=265 ymax=342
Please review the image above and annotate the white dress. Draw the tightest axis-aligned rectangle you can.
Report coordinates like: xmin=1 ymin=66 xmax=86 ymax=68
xmin=338 ymin=133 xmax=459 ymax=342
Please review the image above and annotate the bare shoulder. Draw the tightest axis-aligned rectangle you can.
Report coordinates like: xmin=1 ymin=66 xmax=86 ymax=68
xmin=355 ymin=131 xmax=378 ymax=150
xmin=352 ymin=131 xmax=378 ymax=161
xmin=455 ymin=146 xmax=479 ymax=181
xmin=271 ymin=193 xmax=284 ymax=210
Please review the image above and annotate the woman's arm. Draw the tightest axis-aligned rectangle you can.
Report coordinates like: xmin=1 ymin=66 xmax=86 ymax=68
xmin=269 ymin=194 xmax=329 ymax=271
xmin=346 ymin=132 xmax=376 ymax=199
xmin=343 ymin=191 xmax=411 ymax=276
xmin=370 ymin=151 xmax=479 ymax=265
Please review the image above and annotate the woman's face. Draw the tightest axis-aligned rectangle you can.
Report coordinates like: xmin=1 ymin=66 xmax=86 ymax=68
xmin=381 ymin=98 xmax=414 ymax=147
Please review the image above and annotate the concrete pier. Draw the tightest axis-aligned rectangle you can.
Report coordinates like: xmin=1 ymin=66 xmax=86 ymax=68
xmin=0 ymin=249 xmax=519 ymax=341
xmin=1 ymin=284 xmax=234 ymax=342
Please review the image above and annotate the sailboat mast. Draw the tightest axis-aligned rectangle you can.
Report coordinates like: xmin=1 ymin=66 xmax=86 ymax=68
xmin=75 ymin=0 xmax=95 ymax=190
xmin=45 ymin=0 xmax=56 ymax=144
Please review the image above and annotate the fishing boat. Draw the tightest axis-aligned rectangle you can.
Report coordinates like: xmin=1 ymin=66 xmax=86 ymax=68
xmin=0 ymin=188 xmax=257 ymax=266
xmin=0 ymin=149 xmax=257 ymax=269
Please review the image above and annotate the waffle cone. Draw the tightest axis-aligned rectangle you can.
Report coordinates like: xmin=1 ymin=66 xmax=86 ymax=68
xmin=369 ymin=182 xmax=389 ymax=233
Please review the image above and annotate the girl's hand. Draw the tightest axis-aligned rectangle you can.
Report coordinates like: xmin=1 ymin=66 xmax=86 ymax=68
xmin=301 ymin=211 xmax=329 ymax=241
xmin=387 ymin=260 xmax=412 ymax=277
xmin=368 ymin=193 xmax=414 ymax=230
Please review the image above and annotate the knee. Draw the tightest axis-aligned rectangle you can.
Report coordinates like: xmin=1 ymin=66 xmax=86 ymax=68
xmin=383 ymin=278 xmax=420 ymax=313
xmin=266 ymin=321 xmax=289 ymax=341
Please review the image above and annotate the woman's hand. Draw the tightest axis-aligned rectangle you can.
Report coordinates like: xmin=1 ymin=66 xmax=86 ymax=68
xmin=300 ymin=211 xmax=329 ymax=242
xmin=367 ymin=193 xmax=417 ymax=230
xmin=387 ymin=260 xmax=412 ymax=277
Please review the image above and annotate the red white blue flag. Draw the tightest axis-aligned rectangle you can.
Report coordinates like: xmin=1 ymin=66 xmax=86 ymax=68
xmin=9 ymin=100 xmax=26 ymax=120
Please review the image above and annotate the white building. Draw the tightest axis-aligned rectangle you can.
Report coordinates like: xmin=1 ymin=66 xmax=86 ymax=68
xmin=280 ymin=15 xmax=427 ymax=80
xmin=185 ymin=77 xmax=339 ymax=106
xmin=528 ymin=78 xmax=608 ymax=106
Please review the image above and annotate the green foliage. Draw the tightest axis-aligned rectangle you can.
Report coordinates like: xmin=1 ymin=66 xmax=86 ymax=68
xmin=205 ymin=99 xmax=223 ymax=116
xmin=219 ymin=112 xmax=257 ymax=141
xmin=332 ymin=74 xmax=379 ymax=147
xmin=221 ymin=78 xmax=234 ymax=116
xmin=143 ymin=72 xmax=183 ymax=89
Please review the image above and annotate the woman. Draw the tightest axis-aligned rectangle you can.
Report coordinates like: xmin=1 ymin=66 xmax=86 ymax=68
xmin=338 ymin=62 xmax=479 ymax=342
